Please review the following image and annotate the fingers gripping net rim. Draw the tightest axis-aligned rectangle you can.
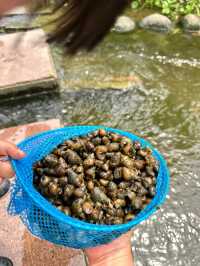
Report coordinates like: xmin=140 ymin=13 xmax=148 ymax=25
xmin=8 ymin=126 xmax=170 ymax=249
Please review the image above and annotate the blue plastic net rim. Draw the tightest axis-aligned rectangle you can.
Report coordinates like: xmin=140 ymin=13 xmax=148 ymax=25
xmin=15 ymin=126 xmax=154 ymax=152
xmin=11 ymin=125 xmax=170 ymax=232
xmin=11 ymin=126 xmax=170 ymax=231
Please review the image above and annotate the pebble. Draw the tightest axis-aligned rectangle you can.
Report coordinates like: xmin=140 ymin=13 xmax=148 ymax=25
xmin=140 ymin=13 xmax=172 ymax=32
xmin=182 ymin=14 xmax=200 ymax=32
xmin=114 ymin=16 xmax=136 ymax=33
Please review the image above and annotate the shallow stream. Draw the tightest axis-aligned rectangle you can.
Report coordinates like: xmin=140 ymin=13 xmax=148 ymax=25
xmin=0 ymin=25 xmax=200 ymax=266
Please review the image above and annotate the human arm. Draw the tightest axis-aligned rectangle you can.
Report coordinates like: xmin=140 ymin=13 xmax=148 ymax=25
xmin=85 ymin=231 xmax=134 ymax=266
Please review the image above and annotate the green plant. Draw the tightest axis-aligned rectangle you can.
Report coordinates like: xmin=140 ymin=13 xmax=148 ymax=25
xmin=131 ymin=0 xmax=200 ymax=18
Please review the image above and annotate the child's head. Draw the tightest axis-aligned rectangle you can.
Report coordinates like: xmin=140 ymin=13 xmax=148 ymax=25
xmin=49 ymin=0 xmax=130 ymax=54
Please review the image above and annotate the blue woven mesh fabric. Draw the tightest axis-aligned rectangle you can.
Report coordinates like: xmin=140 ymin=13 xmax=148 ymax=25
xmin=8 ymin=126 xmax=170 ymax=249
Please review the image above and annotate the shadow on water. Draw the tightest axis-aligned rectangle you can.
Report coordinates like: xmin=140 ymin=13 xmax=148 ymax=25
xmin=1 ymin=29 xmax=200 ymax=266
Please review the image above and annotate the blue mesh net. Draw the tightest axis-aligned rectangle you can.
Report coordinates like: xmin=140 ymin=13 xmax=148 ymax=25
xmin=8 ymin=126 xmax=170 ymax=249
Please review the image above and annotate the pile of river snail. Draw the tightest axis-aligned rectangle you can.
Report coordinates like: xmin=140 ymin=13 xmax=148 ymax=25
xmin=33 ymin=129 xmax=158 ymax=225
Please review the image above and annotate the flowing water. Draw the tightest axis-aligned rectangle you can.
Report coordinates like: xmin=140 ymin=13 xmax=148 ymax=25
xmin=0 ymin=27 xmax=200 ymax=266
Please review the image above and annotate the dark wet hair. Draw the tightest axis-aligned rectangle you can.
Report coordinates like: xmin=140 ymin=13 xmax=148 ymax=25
xmin=44 ymin=0 xmax=130 ymax=54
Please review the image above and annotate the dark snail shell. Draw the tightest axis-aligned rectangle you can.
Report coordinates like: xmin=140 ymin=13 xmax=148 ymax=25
xmin=92 ymin=187 xmax=110 ymax=204
xmin=82 ymin=201 xmax=93 ymax=215
xmin=109 ymin=153 xmax=121 ymax=168
xmin=63 ymin=149 xmax=82 ymax=165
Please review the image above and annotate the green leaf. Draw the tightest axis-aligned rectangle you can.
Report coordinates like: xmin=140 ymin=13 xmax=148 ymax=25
xmin=163 ymin=7 xmax=170 ymax=14
xmin=131 ymin=1 xmax=140 ymax=9
xmin=131 ymin=0 xmax=200 ymax=17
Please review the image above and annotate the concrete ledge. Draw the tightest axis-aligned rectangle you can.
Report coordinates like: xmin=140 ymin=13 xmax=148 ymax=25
xmin=5 ymin=7 xmax=29 ymax=16
xmin=0 ymin=29 xmax=58 ymax=95
xmin=0 ymin=16 xmax=37 ymax=33
xmin=5 ymin=6 xmax=52 ymax=16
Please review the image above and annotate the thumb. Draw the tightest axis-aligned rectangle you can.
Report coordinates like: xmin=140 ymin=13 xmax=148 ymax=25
xmin=0 ymin=141 xmax=26 ymax=160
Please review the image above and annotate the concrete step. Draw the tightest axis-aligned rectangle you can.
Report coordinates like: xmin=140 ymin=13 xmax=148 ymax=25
xmin=0 ymin=5 xmax=53 ymax=33
xmin=5 ymin=7 xmax=28 ymax=16
xmin=0 ymin=29 xmax=58 ymax=95
xmin=5 ymin=6 xmax=52 ymax=16
xmin=0 ymin=15 xmax=37 ymax=32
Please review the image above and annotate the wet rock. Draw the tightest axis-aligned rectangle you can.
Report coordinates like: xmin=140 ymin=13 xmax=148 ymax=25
xmin=0 ymin=16 xmax=35 ymax=32
xmin=0 ymin=114 xmax=10 ymax=124
xmin=140 ymin=13 xmax=172 ymax=32
xmin=114 ymin=16 xmax=136 ymax=33
xmin=182 ymin=14 xmax=200 ymax=32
